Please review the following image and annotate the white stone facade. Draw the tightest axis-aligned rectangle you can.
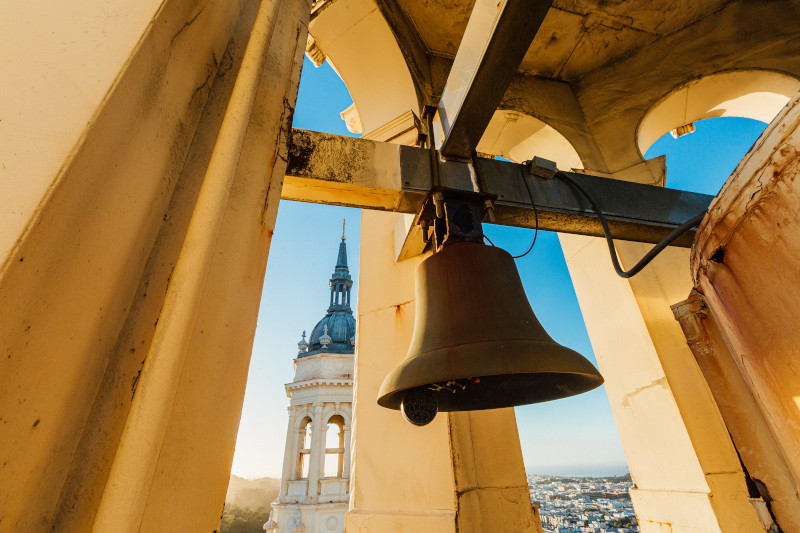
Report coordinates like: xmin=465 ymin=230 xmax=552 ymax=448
xmin=267 ymin=353 xmax=353 ymax=533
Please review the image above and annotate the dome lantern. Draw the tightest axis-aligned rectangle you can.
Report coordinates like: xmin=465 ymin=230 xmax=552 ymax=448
xmin=303 ymin=222 xmax=357 ymax=356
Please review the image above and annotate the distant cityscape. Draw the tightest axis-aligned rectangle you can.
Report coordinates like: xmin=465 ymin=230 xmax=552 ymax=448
xmin=528 ymin=474 xmax=638 ymax=533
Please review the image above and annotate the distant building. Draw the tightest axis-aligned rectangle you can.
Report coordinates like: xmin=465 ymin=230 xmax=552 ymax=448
xmin=265 ymin=228 xmax=355 ymax=533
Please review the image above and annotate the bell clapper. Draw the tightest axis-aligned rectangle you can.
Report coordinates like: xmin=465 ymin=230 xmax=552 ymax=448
xmin=401 ymin=387 xmax=438 ymax=426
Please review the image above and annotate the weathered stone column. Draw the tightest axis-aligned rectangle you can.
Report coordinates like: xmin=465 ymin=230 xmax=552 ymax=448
xmin=672 ymin=290 xmax=800 ymax=531
xmin=280 ymin=407 xmax=298 ymax=498
xmin=559 ymin=233 xmax=762 ymax=532
xmin=449 ymin=410 xmax=543 ymax=533
xmin=691 ymin=93 xmax=800 ymax=533
xmin=0 ymin=0 xmax=241 ymax=529
xmin=92 ymin=1 xmax=289 ymax=529
xmin=0 ymin=0 xmax=310 ymax=530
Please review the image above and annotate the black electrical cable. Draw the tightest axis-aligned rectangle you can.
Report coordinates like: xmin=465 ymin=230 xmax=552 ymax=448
xmin=554 ymin=171 xmax=706 ymax=278
xmin=484 ymin=166 xmax=539 ymax=257
xmin=510 ymin=165 xmax=539 ymax=259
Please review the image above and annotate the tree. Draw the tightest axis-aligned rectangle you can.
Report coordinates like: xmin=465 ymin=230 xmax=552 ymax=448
xmin=219 ymin=503 xmax=270 ymax=533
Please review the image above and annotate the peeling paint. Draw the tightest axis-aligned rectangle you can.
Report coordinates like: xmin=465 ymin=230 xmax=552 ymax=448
xmin=620 ymin=377 xmax=668 ymax=409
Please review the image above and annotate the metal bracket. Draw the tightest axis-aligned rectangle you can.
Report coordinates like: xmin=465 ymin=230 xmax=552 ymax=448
xmin=418 ymin=188 xmax=497 ymax=252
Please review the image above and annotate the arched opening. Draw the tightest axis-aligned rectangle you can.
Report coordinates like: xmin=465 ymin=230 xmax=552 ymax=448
xmin=637 ymin=70 xmax=799 ymax=156
xmin=296 ymin=417 xmax=313 ymax=479
xmin=637 ymin=70 xmax=799 ymax=196
xmin=307 ymin=0 xmax=419 ymax=136
xmin=324 ymin=415 xmax=346 ymax=478
xmin=476 ymin=110 xmax=583 ymax=170
xmin=644 ymin=117 xmax=768 ymax=195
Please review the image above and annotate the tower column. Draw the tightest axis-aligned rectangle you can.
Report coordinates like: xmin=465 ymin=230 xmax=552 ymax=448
xmin=342 ymin=425 xmax=352 ymax=479
xmin=279 ymin=406 xmax=297 ymax=499
xmin=306 ymin=403 xmax=325 ymax=500
xmin=559 ymin=234 xmax=763 ymax=532
xmin=0 ymin=0 xmax=310 ymax=529
xmin=291 ymin=412 xmax=307 ymax=482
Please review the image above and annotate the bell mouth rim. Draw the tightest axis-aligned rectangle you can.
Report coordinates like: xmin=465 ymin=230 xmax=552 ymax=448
xmin=377 ymin=369 xmax=604 ymax=411
xmin=377 ymin=339 xmax=603 ymax=411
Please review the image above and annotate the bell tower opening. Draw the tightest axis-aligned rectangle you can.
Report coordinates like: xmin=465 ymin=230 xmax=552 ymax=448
xmin=323 ymin=415 xmax=346 ymax=478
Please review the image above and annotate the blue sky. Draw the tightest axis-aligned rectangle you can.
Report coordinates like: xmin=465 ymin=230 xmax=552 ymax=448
xmin=229 ymin=57 xmax=767 ymax=479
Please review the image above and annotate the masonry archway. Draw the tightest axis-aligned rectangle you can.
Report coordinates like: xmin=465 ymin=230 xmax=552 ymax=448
xmin=307 ymin=0 xmax=419 ymax=136
xmin=476 ymin=110 xmax=583 ymax=170
xmin=637 ymin=69 xmax=800 ymax=156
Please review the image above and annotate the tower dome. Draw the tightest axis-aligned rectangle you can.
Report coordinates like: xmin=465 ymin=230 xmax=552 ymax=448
xmin=304 ymin=222 xmax=356 ymax=355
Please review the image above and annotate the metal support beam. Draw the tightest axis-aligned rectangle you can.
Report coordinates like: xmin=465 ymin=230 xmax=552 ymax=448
xmin=285 ymin=129 xmax=712 ymax=256
xmin=433 ymin=0 xmax=553 ymax=159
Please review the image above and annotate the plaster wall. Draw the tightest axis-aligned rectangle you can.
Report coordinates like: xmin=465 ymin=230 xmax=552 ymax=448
xmin=637 ymin=70 xmax=799 ymax=154
xmin=133 ymin=1 xmax=310 ymax=528
xmin=477 ymin=110 xmax=583 ymax=170
xmin=290 ymin=386 xmax=356 ymax=407
xmin=0 ymin=0 xmax=204 ymax=262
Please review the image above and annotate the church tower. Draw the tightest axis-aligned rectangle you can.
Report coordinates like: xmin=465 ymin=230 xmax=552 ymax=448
xmin=265 ymin=225 xmax=355 ymax=533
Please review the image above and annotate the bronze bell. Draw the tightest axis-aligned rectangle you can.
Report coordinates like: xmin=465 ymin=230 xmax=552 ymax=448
xmin=377 ymin=240 xmax=604 ymax=426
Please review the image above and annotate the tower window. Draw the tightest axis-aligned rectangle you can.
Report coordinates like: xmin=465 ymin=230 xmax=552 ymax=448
xmin=324 ymin=415 xmax=346 ymax=478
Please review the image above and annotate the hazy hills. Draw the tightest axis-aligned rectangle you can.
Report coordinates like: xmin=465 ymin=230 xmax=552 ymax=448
xmin=226 ymin=475 xmax=281 ymax=511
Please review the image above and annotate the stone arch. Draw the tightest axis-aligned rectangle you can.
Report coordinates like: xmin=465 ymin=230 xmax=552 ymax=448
xmin=320 ymin=404 xmax=351 ymax=427
xmin=334 ymin=406 xmax=352 ymax=428
xmin=295 ymin=411 xmax=315 ymax=430
xmin=637 ymin=69 xmax=800 ymax=156
xmin=323 ymin=414 xmax=347 ymax=478
xmin=476 ymin=110 xmax=584 ymax=170
xmin=308 ymin=0 xmax=419 ymax=136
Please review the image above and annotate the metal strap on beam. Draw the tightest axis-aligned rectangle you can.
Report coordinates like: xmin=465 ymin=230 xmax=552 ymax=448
xmin=285 ymin=129 xmax=712 ymax=253
xmin=434 ymin=0 xmax=553 ymax=159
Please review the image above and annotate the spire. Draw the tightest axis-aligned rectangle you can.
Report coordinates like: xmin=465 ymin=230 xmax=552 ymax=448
xmin=303 ymin=225 xmax=357 ymax=356
xmin=328 ymin=223 xmax=352 ymax=312
xmin=336 ymin=219 xmax=348 ymax=271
